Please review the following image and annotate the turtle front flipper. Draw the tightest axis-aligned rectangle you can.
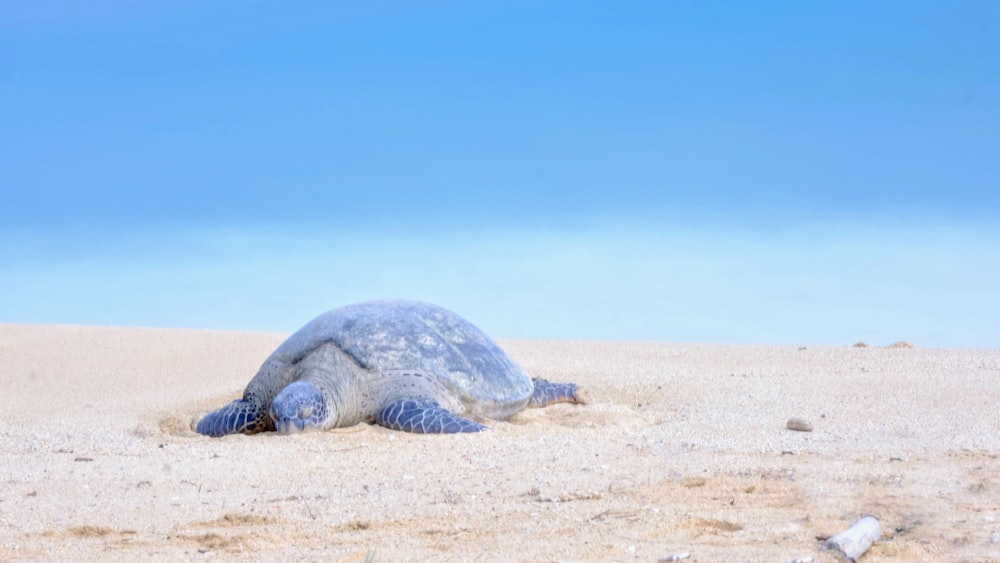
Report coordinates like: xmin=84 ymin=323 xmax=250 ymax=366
xmin=374 ymin=399 xmax=486 ymax=433
xmin=528 ymin=377 xmax=588 ymax=408
xmin=196 ymin=399 xmax=270 ymax=437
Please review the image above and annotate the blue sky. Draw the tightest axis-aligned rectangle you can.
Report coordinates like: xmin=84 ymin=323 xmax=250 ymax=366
xmin=2 ymin=2 xmax=998 ymax=347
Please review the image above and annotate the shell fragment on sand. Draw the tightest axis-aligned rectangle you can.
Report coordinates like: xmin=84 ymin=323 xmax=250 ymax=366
xmin=821 ymin=515 xmax=880 ymax=561
xmin=786 ymin=417 xmax=813 ymax=432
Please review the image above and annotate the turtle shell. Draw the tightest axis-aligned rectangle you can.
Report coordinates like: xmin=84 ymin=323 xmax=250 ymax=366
xmin=269 ymin=300 xmax=534 ymax=412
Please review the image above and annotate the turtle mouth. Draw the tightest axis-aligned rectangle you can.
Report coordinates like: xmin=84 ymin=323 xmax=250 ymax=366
xmin=272 ymin=406 xmax=322 ymax=434
xmin=273 ymin=416 xmax=308 ymax=434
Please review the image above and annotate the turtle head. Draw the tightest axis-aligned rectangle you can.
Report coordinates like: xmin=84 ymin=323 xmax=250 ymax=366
xmin=269 ymin=381 xmax=328 ymax=433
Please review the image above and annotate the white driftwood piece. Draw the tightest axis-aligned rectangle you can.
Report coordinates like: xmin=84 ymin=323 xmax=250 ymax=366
xmin=822 ymin=515 xmax=880 ymax=561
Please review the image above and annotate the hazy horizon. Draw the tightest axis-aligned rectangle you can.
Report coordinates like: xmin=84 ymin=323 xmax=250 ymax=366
xmin=3 ymin=213 xmax=997 ymax=348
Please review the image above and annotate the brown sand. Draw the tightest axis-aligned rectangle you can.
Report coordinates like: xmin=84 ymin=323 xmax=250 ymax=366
xmin=2 ymin=324 xmax=999 ymax=561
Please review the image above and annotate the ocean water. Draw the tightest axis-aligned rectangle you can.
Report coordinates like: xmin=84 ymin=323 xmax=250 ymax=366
xmin=2 ymin=215 xmax=996 ymax=349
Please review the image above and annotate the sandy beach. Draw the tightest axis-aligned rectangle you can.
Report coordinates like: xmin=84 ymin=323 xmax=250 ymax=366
xmin=1 ymin=323 xmax=998 ymax=561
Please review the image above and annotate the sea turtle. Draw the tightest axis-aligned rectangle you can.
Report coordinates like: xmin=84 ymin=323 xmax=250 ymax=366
xmin=196 ymin=300 xmax=586 ymax=436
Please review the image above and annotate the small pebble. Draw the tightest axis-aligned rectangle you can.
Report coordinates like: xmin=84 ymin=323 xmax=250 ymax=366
xmin=990 ymin=531 xmax=999 ymax=543
xmin=659 ymin=552 xmax=689 ymax=562
xmin=786 ymin=418 xmax=813 ymax=432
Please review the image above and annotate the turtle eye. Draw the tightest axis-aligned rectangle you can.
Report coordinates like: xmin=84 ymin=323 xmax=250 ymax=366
xmin=298 ymin=406 xmax=314 ymax=419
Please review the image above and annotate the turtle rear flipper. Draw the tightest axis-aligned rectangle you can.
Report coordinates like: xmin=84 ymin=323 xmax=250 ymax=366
xmin=528 ymin=377 xmax=588 ymax=407
xmin=374 ymin=399 xmax=486 ymax=433
xmin=196 ymin=399 xmax=269 ymax=437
